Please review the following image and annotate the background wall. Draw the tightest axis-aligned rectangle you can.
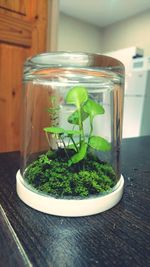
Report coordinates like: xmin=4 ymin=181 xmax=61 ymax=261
xmin=58 ymin=13 xmax=103 ymax=53
xmin=58 ymin=10 xmax=150 ymax=56
xmin=103 ymin=10 xmax=150 ymax=55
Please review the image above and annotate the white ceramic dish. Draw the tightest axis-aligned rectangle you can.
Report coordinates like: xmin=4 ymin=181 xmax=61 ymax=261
xmin=16 ymin=170 xmax=124 ymax=217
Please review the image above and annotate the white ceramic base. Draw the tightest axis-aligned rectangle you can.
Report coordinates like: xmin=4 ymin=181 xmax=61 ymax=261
xmin=16 ymin=170 xmax=124 ymax=217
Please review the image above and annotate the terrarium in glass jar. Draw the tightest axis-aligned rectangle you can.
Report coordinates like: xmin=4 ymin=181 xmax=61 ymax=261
xmin=16 ymin=52 xmax=125 ymax=216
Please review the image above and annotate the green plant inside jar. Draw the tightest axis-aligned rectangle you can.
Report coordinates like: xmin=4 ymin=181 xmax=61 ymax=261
xmin=24 ymin=86 xmax=117 ymax=197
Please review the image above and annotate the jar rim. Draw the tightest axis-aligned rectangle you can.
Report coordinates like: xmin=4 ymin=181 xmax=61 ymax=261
xmin=25 ymin=51 xmax=124 ymax=71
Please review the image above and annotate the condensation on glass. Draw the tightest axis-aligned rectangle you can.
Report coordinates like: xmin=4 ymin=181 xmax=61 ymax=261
xmin=20 ymin=52 xmax=124 ymax=184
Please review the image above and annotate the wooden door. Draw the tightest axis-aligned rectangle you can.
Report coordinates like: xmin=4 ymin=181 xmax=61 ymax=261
xmin=0 ymin=0 xmax=57 ymax=152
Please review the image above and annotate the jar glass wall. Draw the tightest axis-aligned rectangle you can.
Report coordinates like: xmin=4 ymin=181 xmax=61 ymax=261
xmin=19 ymin=52 xmax=124 ymax=202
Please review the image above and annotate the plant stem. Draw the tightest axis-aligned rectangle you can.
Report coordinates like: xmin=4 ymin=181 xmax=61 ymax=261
xmin=68 ymin=125 xmax=75 ymax=146
xmin=78 ymin=107 xmax=82 ymax=146
xmin=60 ymin=135 xmax=70 ymax=160
xmin=55 ymin=134 xmax=59 ymax=149
xmin=87 ymin=118 xmax=93 ymax=152
xmin=70 ymin=136 xmax=78 ymax=152
xmin=78 ymin=107 xmax=85 ymax=146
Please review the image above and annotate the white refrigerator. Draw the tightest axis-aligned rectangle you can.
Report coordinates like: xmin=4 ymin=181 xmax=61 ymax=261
xmin=105 ymin=48 xmax=150 ymax=138
xmin=123 ymin=66 xmax=150 ymax=138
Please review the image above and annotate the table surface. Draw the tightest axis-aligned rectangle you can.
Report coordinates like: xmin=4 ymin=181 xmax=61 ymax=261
xmin=0 ymin=136 xmax=150 ymax=267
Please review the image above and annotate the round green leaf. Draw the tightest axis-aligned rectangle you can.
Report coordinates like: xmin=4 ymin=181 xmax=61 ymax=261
xmin=43 ymin=127 xmax=65 ymax=134
xmin=83 ymin=98 xmax=104 ymax=120
xmin=89 ymin=136 xmax=111 ymax=151
xmin=65 ymin=86 xmax=88 ymax=108
xmin=68 ymin=108 xmax=89 ymax=125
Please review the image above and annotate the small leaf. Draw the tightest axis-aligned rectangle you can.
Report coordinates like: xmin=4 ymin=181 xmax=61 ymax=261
xmin=64 ymin=130 xmax=81 ymax=136
xmin=47 ymin=107 xmax=60 ymax=113
xmin=65 ymin=86 xmax=88 ymax=108
xmin=69 ymin=142 xmax=87 ymax=165
xmin=43 ymin=127 xmax=65 ymax=134
xmin=83 ymin=98 xmax=104 ymax=121
xmin=68 ymin=108 xmax=89 ymax=125
xmin=89 ymin=136 xmax=111 ymax=151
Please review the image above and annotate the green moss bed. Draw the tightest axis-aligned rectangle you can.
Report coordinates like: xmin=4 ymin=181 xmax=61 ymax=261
xmin=24 ymin=149 xmax=117 ymax=198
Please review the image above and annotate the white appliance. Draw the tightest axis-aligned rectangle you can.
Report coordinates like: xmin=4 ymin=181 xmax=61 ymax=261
xmin=105 ymin=47 xmax=150 ymax=138
xmin=123 ymin=57 xmax=150 ymax=138
xmin=105 ymin=46 xmax=144 ymax=75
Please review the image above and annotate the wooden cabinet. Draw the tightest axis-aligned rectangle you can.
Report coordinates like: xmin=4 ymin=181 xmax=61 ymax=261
xmin=0 ymin=0 xmax=58 ymax=152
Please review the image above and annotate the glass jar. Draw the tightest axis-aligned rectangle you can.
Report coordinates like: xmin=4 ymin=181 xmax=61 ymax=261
xmin=16 ymin=52 xmax=125 ymax=216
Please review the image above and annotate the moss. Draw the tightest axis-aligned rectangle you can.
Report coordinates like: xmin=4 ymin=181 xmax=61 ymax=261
xmin=24 ymin=149 xmax=117 ymax=198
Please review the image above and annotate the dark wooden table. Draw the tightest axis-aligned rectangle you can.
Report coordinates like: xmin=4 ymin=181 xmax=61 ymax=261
xmin=0 ymin=137 xmax=150 ymax=267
